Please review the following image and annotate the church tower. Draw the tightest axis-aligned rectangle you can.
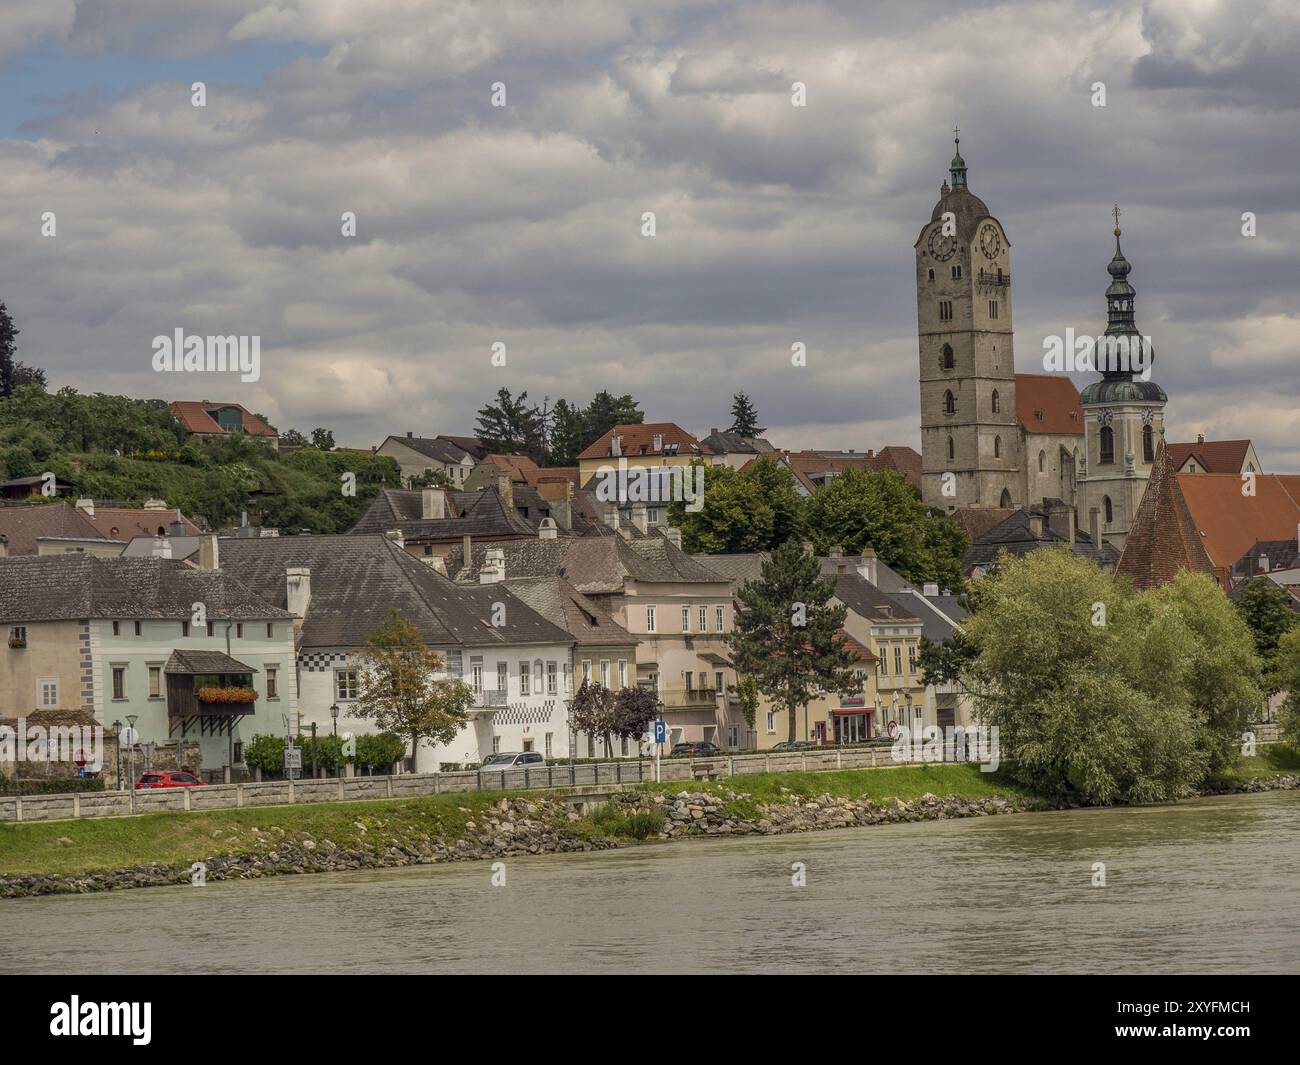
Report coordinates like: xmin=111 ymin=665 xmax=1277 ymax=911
xmin=1076 ymin=209 xmax=1167 ymax=553
xmin=916 ymin=133 xmax=1021 ymax=511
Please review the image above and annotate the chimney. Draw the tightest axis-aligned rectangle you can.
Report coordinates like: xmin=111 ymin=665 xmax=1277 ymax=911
xmin=384 ymin=529 xmax=405 ymax=551
xmin=652 ymin=432 xmax=663 ymax=452
xmin=1089 ymin=507 xmax=1100 ymax=550
xmin=198 ymin=535 xmax=219 ymax=571
xmin=829 ymin=545 xmax=843 ymax=559
xmin=169 ymin=508 xmax=186 ymax=537
xmin=539 ymin=517 xmax=558 ymax=540
xmin=600 ymin=503 xmax=619 ymax=531
xmin=856 ymin=548 xmax=878 ymax=586
xmin=152 ymin=537 xmax=172 ymax=559
xmin=550 ymin=499 xmax=572 ymax=531
xmin=407 ymin=431 xmax=413 ymax=438
xmin=1197 ymin=433 xmax=1205 ymax=445
xmin=461 ymin=534 xmax=472 ymax=573
xmin=286 ymin=567 xmax=311 ymax=625
xmin=496 ymin=473 xmax=514 ymax=511
xmin=1046 ymin=503 xmax=1074 ymax=545
xmin=923 ymin=582 xmax=940 ymax=597
xmin=610 ymin=435 xmax=621 ymax=457
xmin=480 ymin=547 xmax=506 ymax=584
xmin=1259 ymin=554 xmax=1270 ymax=574
xmin=422 ymin=488 xmax=446 ymax=520
xmin=75 ymin=498 xmax=95 ymax=519
xmin=1028 ymin=512 xmax=1045 ymax=540
xmin=663 ymin=526 xmax=682 ymax=549
xmin=710 ymin=427 xmax=719 ymax=438
xmin=631 ymin=503 xmax=649 ymax=534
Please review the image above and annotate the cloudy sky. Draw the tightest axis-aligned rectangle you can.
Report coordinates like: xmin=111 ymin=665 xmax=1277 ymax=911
xmin=2 ymin=0 xmax=1297 ymax=468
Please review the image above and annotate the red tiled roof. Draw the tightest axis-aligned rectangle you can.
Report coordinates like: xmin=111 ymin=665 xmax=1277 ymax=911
xmin=577 ymin=423 xmax=712 ymax=461
xmin=0 ymin=502 xmax=105 ymax=555
xmin=1115 ymin=443 xmax=1217 ymax=590
xmin=1014 ymin=373 xmax=1083 ymax=436
xmin=81 ymin=506 xmax=202 ymax=541
xmin=836 ymin=630 xmax=878 ymax=662
xmin=480 ymin=454 xmax=540 ymax=482
xmin=169 ymin=401 xmax=277 ymax=438
xmin=1166 ymin=439 xmax=1252 ymax=474
xmin=1175 ymin=472 xmax=1300 ymax=586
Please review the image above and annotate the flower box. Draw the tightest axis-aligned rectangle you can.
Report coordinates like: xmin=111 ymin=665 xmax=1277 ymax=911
xmin=197 ymin=685 xmax=257 ymax=705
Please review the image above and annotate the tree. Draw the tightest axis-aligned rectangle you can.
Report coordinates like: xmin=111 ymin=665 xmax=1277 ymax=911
xmin=956 ymin=549 xmax=1263 ymax=804
xmin=581 ymin=390 xmax=642 ymax=448
xmin=408 ymin=467 xmax=453 ymax=489
xmin=279 ymin=428 xmax=309 ymax=448
xmin=739 ymin=455 xmax=804 ymax=546
xmin=309 ymin=427 xmax=335 ymax=450
xmin=734 ymin=674 xmax=760 ymax=738
xmin=350 ymin=611 xmax=474 ymax=770
xmin=667 ymin=463 xmax=774 ymax=553
xmin=806 ymin=466 xmax=965 ymax=590
xmin=571 ymin=680 xmax=617 ymax=757
xmin=727 ymin=393 xmax=764 ymax=437
xmin=12 ymin=362 xmax=45 ymax=391
xmin=613 ymin=685 xmax=658 ymax=747
xmin=1274 ymin=626 xmax=1300 ymax=748
xmin=547 ymin=398 xmax=587 ymax=467
xmin=474 ymin=387 xmax=545 ymax=462
xmin=0 ymin=302 xmax=18 ymax=399
xmin=1234 ymin=577 xmax=1299 ymax=690
xmin=726 ymin=539 xmax=861 ymax=742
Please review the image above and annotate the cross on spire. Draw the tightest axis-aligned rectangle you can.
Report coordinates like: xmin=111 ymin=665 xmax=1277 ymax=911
xmin=1112 ymin=203 xmax=1122 ymax=229
xmin=953 ymin=124 xmax=960 ymax=148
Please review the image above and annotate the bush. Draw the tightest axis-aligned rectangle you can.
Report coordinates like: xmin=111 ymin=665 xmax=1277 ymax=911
xmin=355 ymin=732 xmax=406 ymax=771
xmin=1 ymin=777 xmax=107 ymax=795
xmin=243 ymin=734 xmax=287 ymax=774
xmin=624 ymin=810 xmax=665 ymax=839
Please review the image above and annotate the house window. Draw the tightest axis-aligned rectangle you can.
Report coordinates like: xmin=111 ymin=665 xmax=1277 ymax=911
xmin=112 ymin=666 xmax=127 ymax=700
xmin=1099 ymin=425 xmax=1115 ymax=465
xmin=939 ymin=300 xmax=953 ymax=321
xmin=547 ymin=661 xmax=557 ymax=694
xmin=681 ymin=606 xmax=691 ymax=632
xmin=518 ymin=661 xmax=529 ymax=696
xmin=947 ymin=436 xmax=955 ymax=461
xmin=545 ymin=733 xmax=554 ymax=758
xmin=1038 ymin=450 xmax=1046 ymax=473
xmin=181 ymin=621 xmax=190 ymax=637
xmin=618 ymin=659 xmax=628 ymax=687
xmin=335 ymin=669 xmax=359 ymax=701
xmin=600 ymin=660 xmax=610 ymax=687
xmin=38 ymin=678 xmax=58 ymax=708
xmin=497 ymin=662 xmax=508 ymax=696
xmin=134 ymin=621 xmax=141 ymax=637
xmin=148 ymin=666 xmax=162 ymax=698
xmin=493 ymin=736 xmax=501 ymax=754
xmin=470 ymin=659 xmax=484 ymax=694
xmin=951 ymin=264 xmax=962 ymax=279
xmin=266 ymin=666 xmax=279 ymax=700
xmin=894 ymin=645 xmax=903 ymax=675
xmin=646 ymin=606 xmax=656 ymax=633
xmin=927 ymin=268 xmax=935 ymax=281
xmin=944 ymin=390 xmax=956 ymax=415
xmin=715 ymin=671 xmax=724 ymax=692
xmin=112 ymin=621 xmax=120 ymax=636
xmin=988 ymin=300 xmax=998 ymax=319
xmin=207 ymin=621 xmax=215 ymax=637
xmin=534 ymin=660 xmax=543 ymax=693
xmin=236 ymin=623 xmax=243 ymax=638
xmin=563 ymin=662 xmax=573 ymax=693
xmin=766 ymin=709 xmax=776 ymax=733
xmin=267 ymin=622 xmax=275 ymax=638
xmin=879 ymin=647 xmax=888 ymax=676
xmin=715 ymin=606 xmax=724 ymax=632
xmin=908 ymin=644 xmax=917 ymax=676
xmin=8 ymin=625 xmax=26 ymax=648
xmin=1143 ymin=424 xmax=1154 ymax=463
xmin=1104 ymin=495 xmax=1113 ymax=524
xmin=581 ymin=660 xmax=592 ymax=684
xmin=991 ymin=389 xmax=1000 ymax=413
xmin=699 ymin=606 xmax=708 ymax=631
xmin=685 ymin=671 xmax=693 ymax=690
xmin=941 ymin=343 xmax=954 ymax=370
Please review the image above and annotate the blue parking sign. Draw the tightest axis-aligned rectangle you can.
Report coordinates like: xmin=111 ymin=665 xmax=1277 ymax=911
xmin=653 ymin=720 xmax=667 ymax=744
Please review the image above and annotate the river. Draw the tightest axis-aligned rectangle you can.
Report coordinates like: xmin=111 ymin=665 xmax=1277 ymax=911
xmin=2 ymin=790 xmax=1297 ymax=974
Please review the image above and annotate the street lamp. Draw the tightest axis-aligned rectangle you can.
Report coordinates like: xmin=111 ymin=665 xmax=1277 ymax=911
xmin=111 ymin=719 xmax=122 ymax=789
xmin=330 ymin=704 xmax=340 ymax=779
xmin=125 ymin=715 xmax=139 ymax=814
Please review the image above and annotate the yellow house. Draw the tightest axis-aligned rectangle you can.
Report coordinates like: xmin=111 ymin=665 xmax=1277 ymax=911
xmin=576 ymin=423 xmax=713 ymax=498
xmin=756 ymin=631 xmax=880 ymax=748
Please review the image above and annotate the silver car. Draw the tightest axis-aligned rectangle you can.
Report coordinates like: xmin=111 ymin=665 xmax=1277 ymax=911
xmin=480 ymin=752 xmax=546 ymax=768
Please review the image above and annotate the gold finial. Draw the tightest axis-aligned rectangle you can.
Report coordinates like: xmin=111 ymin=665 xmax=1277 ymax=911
xmin=953 ymin=124 xmax=960 ymax=148
xmin=1112 ymin=202 xmax=1122 ymax=236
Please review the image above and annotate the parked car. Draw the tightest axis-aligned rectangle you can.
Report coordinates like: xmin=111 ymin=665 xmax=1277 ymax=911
xmin=135 ymin=770 xmax=206 ymax=789
xmin=771 ymin=740 xmax=817 ymax=750
xmin=480 ymin=752 xmax=546 ymax=768
xmin=669 ymin=741 xmax=723 ymax=757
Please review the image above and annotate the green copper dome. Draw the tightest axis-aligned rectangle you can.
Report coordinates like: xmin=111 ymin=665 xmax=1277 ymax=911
xmin=1080 ymin=378 xmax=1167 ymax=405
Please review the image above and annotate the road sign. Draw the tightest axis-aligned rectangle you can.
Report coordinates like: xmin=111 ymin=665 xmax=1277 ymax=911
xmin=118 ymin=726 xmax=138 ymax=747
xmin=653 ymin=719 xmax=667 ymax=744
xmin=283 ymin=747 xmax=303 ymax=770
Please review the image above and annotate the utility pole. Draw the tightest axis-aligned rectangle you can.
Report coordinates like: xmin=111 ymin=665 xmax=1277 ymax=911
xmin=311 ymin=721 xmax=319 ymax=779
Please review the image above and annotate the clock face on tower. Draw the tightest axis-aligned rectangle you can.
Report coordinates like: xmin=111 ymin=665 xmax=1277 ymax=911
xmin=979 ymin=223 xmax=1002 ymax=260
xmin=927 ymin=228 xmax=956 ymax=262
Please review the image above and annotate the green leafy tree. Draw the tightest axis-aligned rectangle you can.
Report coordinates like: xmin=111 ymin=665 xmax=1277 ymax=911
xmin=668 ymin=463 xmax=774 ymax=553
xmin=547 ymin=398 xmax=587 ymax=467
xmin=0 ymin=302 xmax=17 ymax=399
xmin=309 ymin=427 xmax=336 ymax=450
xmin=279 ymin=428 xmax=309 ymax=448
xmin=734 ymin=674 xmax=760 ymax=737
xmin=806 ymin=466 xmax=965 ymax=590
xmin=613 ymin=685 xmax=658 ymax=745
xmin=726 ymin=539 xmax=860 ymax=742
xmin=408 ymin=467 xmax=454 ymax=489
xmin=740 ymin=455 xmax=804 ymax=546
xmin=350 ymin=611 xmax=474 ymax=770
xmin=727 ymin=392 xmax=764 ymax=437
xmin=581 ymin=390 xmax=642 ymax=448
xmin=571 ymin=680 xmax=618 ymax=757
xmin=1274 ymin=625 xmax=1300 ymax=748
xmin=12 ymin=362 xmax=45 ymax=390
xmin=354 ymin=732 xmax=408 ymax=773
xmin=1234 ymin=577 xmax=1299 ymax=691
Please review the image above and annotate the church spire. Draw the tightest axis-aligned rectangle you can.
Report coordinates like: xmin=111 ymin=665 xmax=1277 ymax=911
xmin=948 ymin=126 xmax=968 ymax=189
xmin=1101 ymin=203 xmax=1146 ymax=379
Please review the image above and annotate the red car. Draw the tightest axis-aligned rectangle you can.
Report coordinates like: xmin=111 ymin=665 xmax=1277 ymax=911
xmin=135 ymin=770 xmax=207 ymax=789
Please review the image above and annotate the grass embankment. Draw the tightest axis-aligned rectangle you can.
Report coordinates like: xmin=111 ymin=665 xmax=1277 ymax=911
xmin=1211 ymin=743 xmax=1300 ymax=786
xmin=0 ymin=764 xmax=1024 ymax=879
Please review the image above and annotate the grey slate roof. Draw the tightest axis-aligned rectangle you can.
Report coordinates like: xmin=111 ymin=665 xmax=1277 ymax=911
xmin=700 ymin=431 xmax=776 ymax=455
xmin=349 ymin=487 xmax=538 ymax=539
xmin=0 ymin=555 xmax=292 ymax=623
xmin=0 ymin=502 xmax=106 ymax=555
xmin=690 ymin=552 xmax=769 ymax=585
xmin=964 ymin=510 xmax=1118 ymax=572
xmin=386 ymin=435 xmax=472 ymax=465
xmin=164 ymin=649 xmax=257 ymax=674
xmin=218 ymin=534 xmax=572 ymax=650
xmin=505 ymin=576 xmax=635 ymax=648
xmin=833 ymin=573 xmax=921 ymax=626
xmin=121 ymin=535 xmax=202 ymax=561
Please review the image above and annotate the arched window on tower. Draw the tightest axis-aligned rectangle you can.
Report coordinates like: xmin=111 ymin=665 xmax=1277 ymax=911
xmin=1038 ymin=450 xmax=1046 ymax=473
xmin=1099 ymin=425 xmax=1115 ymax=465
xmin=928 ymin=268 xmax=935 ymax=281
xmin=944 ymin=389 xmax=956 ymax=415
xmin=999 ymin=488 xmax=1012 ymax=508
xmin=993 ymin=435 xmax=1001 ymax=459
xmin=991 ymin=389 xmax=1000 ymax=413
xmin=941 ymin=344 xmax=954 ymax=370
xmin=1104 ymin=495 xmax=1113 ymax=524
xmin=1142 ymin=424 xmax=1154 ymax=463
xmin=947 ymin=436 xmax=955 ymax=461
